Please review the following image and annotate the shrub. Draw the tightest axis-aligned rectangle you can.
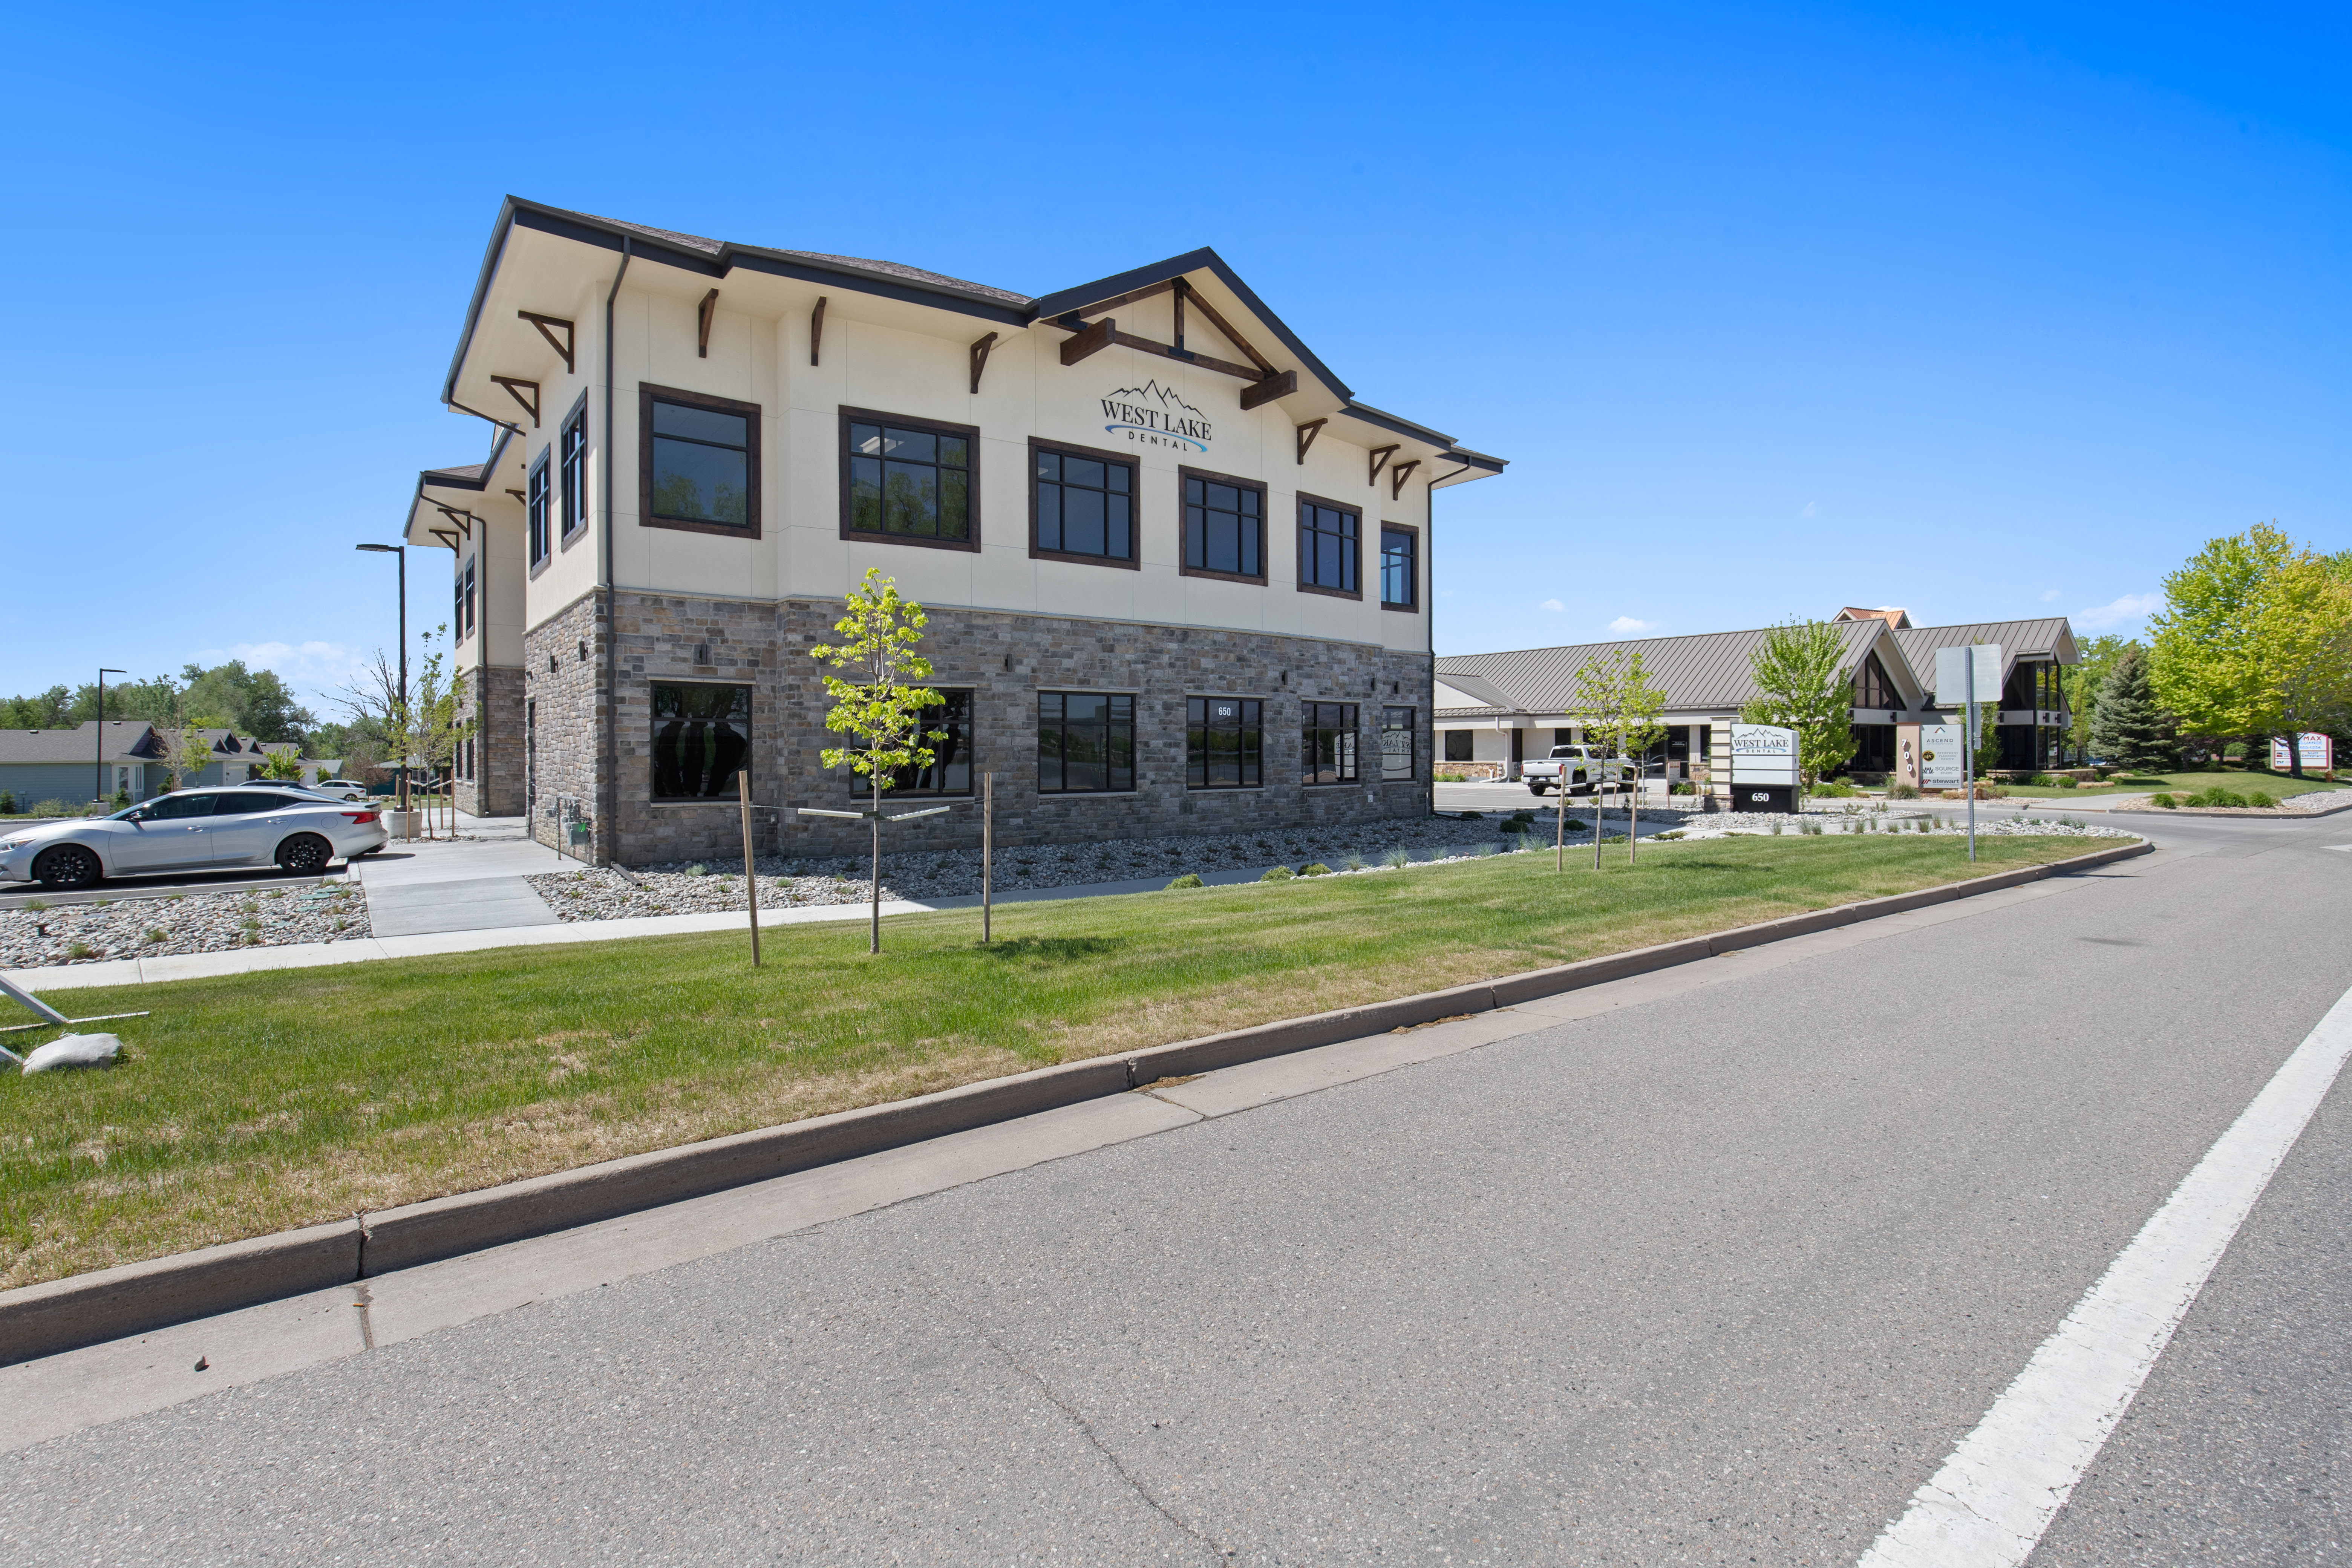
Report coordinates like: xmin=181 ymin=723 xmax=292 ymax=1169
xmin=2151 ymin=793 xmax=2177 ymax=808
xmin=30 ymin=799 xmax=74 ymax=818
xmin=1563 ymin=818 xmax=1588 ymax=833
xmin=1885 ymin=781 xmax=1920 ymax=800
xmin=1813 ymin=780 xmax=1857 ymax=798
xmin=1383 ymin=847 xmax=1411 ymax=868
xmin=1260 ymin=865 xmax=1295 ymax=881
xmin=0 ymin=791 xmax=15 ymax=813
xmin=1300 ymin=862 xmax=1333 ymax=877
xmin=1165 ymin=873 xmax=1204 ymax=890
xmin=2056 ymin=775 xmax=2079 ymax=789
xmin=1668 ymin=781 xmax=1694 ymax=795
xmin=2244 ymin=790 xmax=2274 ymax=808
xmin=1770 ymin=823 xmax=1784 ymax=835
xmin=1652 ymin=829 xmax=1686 ymax=840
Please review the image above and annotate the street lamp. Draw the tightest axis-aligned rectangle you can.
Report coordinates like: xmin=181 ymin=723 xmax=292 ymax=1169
xmin=95 ymin=668 xmax=125 ymax=805
xmin=355 ymin=544 xmax=409 ymax=821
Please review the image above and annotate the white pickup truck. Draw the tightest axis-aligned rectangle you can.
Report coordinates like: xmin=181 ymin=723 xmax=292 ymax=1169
xmin=1521 ymin=744 xmax=1618 ymax=796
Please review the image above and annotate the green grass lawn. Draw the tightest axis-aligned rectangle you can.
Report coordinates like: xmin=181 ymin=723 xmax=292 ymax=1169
xmin=1990 ymin=767 xmax=2346 ymax=800
xmin=3 ymin=833 xmax=2104 ymax=1289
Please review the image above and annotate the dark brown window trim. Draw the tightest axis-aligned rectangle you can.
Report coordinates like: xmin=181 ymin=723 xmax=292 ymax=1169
xmin=838 ymin=405 xmax=982 ymax=554
xmin=1177 ymin=464 xmax=1269 ymax=586
xmin=1295 ymin=489 xmax=1364 ymax=600
xmin=1378 ymin=519 xmax=1421 ymax=612
xmin=558 ymin=389 xmax=592 ymax=547
xmin=1027 ymin=436 xmax=1139 ymax=571
xmin=640 ymin=383 xmax=763 ymax=541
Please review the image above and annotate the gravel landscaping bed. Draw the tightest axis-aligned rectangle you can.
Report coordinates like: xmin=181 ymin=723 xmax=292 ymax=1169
xmin=525 ymin=807 xmax=1723 ymax=920
xmin=1670 ymin=806 xmax=2136 ymax=842
xmin=0 ymin=882 xmax=372 ymax=969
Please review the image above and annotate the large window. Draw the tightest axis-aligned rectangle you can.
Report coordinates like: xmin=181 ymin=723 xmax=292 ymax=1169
xmin=1382 ymin=706 xmax=1415 ymax=781
xmin=1032 ymin=441 xmax=1135 ymax=565
xmin=1856 ymin=651 xmax=1900 ymax=710
xmin=650 ymin=683 xmax=751 ymax=801
xmin=842 ymin=410 xmax=976 ymax=549
xmin=1038 ymin=692 xmax=1133 ymax=793
xmin=528 ymin=454 xmax=550 ymax=565
xmin=560 ymin=404 xmax=588 ymax=539
xmin=1380 ymin=526 xmax=1417 ymax=609
xmin=1181 ymin=467 xmax=1265 ymax=582
xmin=642 ymin=386 xmax=760 ymax=536
xmin=846 ymin=689 xmax=972 ymax=796
xmin=1187 ymin=697 xmax=1262 ymax=790
xmin=1298 ymin=495 xmax=1360 ymax=596
xmin=456 ymin=558 xmax=475 ymax=639
xmin=1303 ymin=702 xmax=1359 ymax=785
xmin=1444 ymin=730 xmax=1474 ymax=763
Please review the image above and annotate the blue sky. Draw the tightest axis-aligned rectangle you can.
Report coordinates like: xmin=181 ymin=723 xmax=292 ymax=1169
xmin=3 ymin=3 xmax=2344 ymax=718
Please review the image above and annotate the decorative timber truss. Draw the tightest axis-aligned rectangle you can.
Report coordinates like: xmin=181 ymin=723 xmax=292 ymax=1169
xmin=1043 ymin=277 xmax=1296 ymax=412
xmin=489 ymin=375 xmax=541 ymax=428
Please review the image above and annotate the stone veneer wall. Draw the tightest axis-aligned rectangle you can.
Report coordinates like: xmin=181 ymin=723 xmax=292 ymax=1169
xmin=568 ymin=589 xmax=1433 ymax=867
xmin=454 ymin=664 xmax=528 ymax=819
xmin=520 ymin=591 xmax=608 ymax=861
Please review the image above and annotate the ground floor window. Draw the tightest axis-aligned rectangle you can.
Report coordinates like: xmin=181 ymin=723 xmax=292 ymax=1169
xmin=1187 ymin=697 xmax=1262 ymax=789
xmin=652 ymin=683 xmax=751 ymax=800
xmin=1303 ymin=702 xmax=1358 ymax=785
xmin=1038 ymin=692 xmax=1133 ymax=793
xmin=846 ymin=689 xmax=972 ymax=795
xmin=1443 ymin=729 xmax=1474 ymax=763
xmin=1382 ymin=707 xmax=1415 ymax=781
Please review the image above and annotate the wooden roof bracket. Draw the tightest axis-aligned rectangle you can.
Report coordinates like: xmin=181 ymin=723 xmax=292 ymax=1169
xmin=428 ymin=527 xmax=461 ymax=551
xmin=506 ymin=488 xmax=528 ymax=503
xmin=697 ymin=289 xmax=720 ymax=357
xmin=969 ymin=331 xmax=998 ymax=393
xmin=1390 ymin=459 xmax=1421 ymax=500
xmin=447 ymin=399 xmax=527 ymax=439
xmin=1367 ymin=444 xmax=1400 ymax=485
xmin=1295 ymin=418 xmax=1328 ymax=465
xmin=490 ymin=376 xmax=541 ymax=428
xmin=1060 ymin=316 xmax=1116 ymax=366
xmin=1240 ymin=370 xmax=1295 ymax=411
xmin=517 ymin=311 xmax=576 ymax=374
xmin=431 ymin=503 xmax=476 ymax=540
xmin=809 ymin=297 xmax=827 ymax=366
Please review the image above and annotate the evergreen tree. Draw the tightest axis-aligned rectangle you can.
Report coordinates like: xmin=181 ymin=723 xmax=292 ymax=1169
xmin=2090 ymin=647 xmax=2177 ymax=771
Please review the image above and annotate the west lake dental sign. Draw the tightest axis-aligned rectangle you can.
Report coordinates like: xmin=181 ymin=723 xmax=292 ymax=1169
xmin=1102 ymin=381 xmax=1212 ymax=452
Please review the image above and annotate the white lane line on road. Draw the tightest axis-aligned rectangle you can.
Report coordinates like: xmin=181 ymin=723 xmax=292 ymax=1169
xmin=1857 ymin=978 xmax=2352 ymax=1568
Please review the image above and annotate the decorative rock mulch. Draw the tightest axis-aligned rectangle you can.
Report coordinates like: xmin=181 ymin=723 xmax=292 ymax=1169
xmin=1669 ymin=807 xmax=2136 ymax=842
xmin=0 ymin=882 xmax=373 ymax=969
xmin=525 ymin=807 xmax=1714 ymax=919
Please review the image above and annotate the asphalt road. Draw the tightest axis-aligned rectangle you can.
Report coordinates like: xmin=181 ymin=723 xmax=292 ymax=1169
xmin=8 ymin=812 xmax=2351 ymax=1564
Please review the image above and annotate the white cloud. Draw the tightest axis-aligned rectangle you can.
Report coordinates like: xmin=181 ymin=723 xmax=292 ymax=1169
xmin=1608 ymin=615 xmax=1656 ymax=634
xmin=2040 ymin=588 xmax=2063 ymax=602
xmin=1539 ymin=598 xmax=1565 ymax=612
xmin=2073 ymin=593 xmax=2163 ymax=631
xmin=1800 ymin=501 xmax=1817 ymax=518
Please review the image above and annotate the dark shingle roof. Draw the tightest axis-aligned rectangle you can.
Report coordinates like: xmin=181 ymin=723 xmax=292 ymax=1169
xmin=549 ymin=205 xmax=1035 ymax=307
xmin=0 ymin=721 xmax=162 ymax=766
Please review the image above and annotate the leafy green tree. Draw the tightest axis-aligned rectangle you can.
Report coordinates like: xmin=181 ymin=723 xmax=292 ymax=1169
xmin=258 ymin=749 xmax=308 ymax=782
xmin=2089 ymin=647 xmax=2177 ymax=771
xmin=0 ymin=687 xmax=73 ymax=729
xmin=812 ymin=569 xmax=943 ymax=954
xmin=2065 ymin=635 xmax=2137 ymax=760
xmin=2149 ymin=523 xmax=2302 ymax=760
xmin=2259 ymin=557 xmax=2352 ymax=778
xmin=1741 ymin=618 xmax=1857 ymax=787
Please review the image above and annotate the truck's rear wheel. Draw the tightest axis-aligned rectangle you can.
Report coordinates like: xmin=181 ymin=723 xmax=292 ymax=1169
xmin=1528 ymin=781 xmax=1550 ymax=795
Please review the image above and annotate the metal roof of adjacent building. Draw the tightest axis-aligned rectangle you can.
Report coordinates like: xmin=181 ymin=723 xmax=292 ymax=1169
xmin=1435 ymin=621 xmax=1895 ymax=717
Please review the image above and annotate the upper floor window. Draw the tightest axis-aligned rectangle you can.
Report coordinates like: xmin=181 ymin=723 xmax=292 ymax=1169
xmin=1298 ymin=495 xmax=1360 ymax=596
xmin=1856 ymin=651 xmax=1900 ymax=709
xmin=1380 ymin=526 xmax=1417 ymax=609
xmin=1303 ymin=702 xmax=1359 ymax=785
xmin=559 ymin=404 xmax=588 ymax=538
xmin=456 ymin=558 xmax=476 ymax=639
xmin=1187 ymin=697 xmax=1262 ymax=790
xmin=1038 ymin=692 xmax=1133 ymax=793
xmin=641 ymin=386 xmax=760 ymax=536
xmin=1180 ymin=467 xmax=1265 ymax=582
xmin=527 ymin=455 xmax=550 ymax=565
xmin=1031 ymin=441 xmax=1135 ymax=565
xmin=842 ymin=409 xmax=976 ymax=550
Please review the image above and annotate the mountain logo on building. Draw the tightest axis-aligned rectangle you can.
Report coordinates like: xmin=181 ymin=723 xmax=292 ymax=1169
xmin=1101 ymin=380 xmax=1212 ymax=452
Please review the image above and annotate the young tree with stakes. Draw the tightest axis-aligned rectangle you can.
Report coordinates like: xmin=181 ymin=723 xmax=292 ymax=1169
xmin=812 ymin=570 xmax=945 ymax=955
xmin=1568 ymin=648 xmax=1666 ymax=864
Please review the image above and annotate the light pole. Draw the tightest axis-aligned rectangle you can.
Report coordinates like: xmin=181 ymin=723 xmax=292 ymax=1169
xmin=356 ymin=544 xmax=409 ymax=821
xmin=95 ymin=667 xmax=125 ymax=804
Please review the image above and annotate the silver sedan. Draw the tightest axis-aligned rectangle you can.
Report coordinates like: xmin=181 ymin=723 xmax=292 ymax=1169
xmin=0 ymin=787 xmax=391 ymax=890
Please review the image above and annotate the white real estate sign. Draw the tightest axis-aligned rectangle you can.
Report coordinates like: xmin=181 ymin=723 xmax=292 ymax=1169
xmin=2271 ymin=733 xmax=2335 ymax=771
xmin=1918 ymin=723 xmax=1964 ymax=787
xmin=1729 ymin=724 xmax=1799 ymax=786
xmin=1934 ymin=645 xmax=2004 ymax=706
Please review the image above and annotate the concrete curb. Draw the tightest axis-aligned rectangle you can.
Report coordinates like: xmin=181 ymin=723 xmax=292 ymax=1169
xmin=0 ymin=838 xmax=2151 ymax=1365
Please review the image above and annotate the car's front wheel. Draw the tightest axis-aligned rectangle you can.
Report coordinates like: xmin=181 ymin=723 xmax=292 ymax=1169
xmin=32 ymin=844 xmax=103 ymax=890
xmin=276 ymin=834 xmax=334 ymax=875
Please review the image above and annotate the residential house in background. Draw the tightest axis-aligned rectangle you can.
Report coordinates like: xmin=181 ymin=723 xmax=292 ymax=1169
xmin=403 ymin=197 xmax=1506 ymax=864
xmin=1433 ymin=610 xmax=2077 ymax=793
xmin=0 ymin=724 xmax=297 ymax=807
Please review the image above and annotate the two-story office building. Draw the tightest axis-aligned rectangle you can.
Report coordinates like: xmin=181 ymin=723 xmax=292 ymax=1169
xmin=404 ymin=199 xmax=1505 ymax=863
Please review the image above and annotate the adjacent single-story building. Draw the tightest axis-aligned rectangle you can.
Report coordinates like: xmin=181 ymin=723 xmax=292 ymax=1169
xmin=0 ymin=724 xmax=301 ymax=807
xmin=1433 ymin=609 xmax=2078 ymax=793
xmin=404 ymin=198 xmax=1507 ymax=863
